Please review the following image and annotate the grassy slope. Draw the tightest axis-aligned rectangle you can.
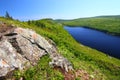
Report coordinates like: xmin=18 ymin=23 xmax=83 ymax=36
xmin=56 ymin=16 xmax=120 ymax=35
xmin=0 ymin=17 xmax=120 ymax=80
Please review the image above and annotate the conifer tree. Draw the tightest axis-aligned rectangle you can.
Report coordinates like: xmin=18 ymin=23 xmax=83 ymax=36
xmin=5 ymin=11 xmax=13 ymax=19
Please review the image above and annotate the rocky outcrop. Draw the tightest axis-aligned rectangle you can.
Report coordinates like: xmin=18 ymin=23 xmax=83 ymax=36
xmin=0 ymin=23 xmax=73 ymax=78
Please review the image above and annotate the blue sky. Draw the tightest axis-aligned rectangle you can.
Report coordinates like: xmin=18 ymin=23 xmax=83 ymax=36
xmin=0 ymin=0 xmax=120 ymax=20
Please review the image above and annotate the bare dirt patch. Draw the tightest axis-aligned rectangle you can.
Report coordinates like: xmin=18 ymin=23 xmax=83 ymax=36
xmin=54 ymin=66 xmax=95 ymax=80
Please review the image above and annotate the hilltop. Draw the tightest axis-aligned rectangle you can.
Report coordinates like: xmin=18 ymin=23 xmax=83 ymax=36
xmin=0 ymin=17 xmax=120 ymax=80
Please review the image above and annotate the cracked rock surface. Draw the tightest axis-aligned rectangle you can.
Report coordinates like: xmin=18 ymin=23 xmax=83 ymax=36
xmin=0 ymin=23 xmax=73 ymax=78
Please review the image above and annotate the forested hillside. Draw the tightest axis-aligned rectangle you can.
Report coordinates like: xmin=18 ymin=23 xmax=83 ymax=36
xmin=56 ymin=16 xmax=120 ymax=35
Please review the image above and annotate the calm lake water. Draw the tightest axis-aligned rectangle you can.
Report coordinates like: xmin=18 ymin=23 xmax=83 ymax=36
xmin=64 ymin=26 xmax=120 ymax=59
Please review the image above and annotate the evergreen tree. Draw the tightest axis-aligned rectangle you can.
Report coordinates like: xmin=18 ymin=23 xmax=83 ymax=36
xmin=28 ymin=20 xmax=31 ymax=25
xmin=5 ymin=11 xmax=13 ymax=19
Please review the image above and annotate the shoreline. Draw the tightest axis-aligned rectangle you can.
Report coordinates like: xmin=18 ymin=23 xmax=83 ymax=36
xmin=64 ymin=25 xmax=120 ymax=37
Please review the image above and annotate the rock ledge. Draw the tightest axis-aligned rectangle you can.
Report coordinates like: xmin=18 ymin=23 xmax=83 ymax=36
xmin=0 ymin=24 xmax=73 ymax=78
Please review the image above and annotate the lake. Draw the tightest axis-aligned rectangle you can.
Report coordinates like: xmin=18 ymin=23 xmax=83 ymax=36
xmin=64 ymin=26 xmax=120 ymax=59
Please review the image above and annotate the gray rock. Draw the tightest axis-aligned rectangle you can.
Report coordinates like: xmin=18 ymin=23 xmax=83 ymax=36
xmin=0 ymin=27 xmax=73 ymax=78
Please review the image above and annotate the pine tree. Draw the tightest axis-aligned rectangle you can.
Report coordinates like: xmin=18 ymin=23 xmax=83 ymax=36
xmin=5 ymin=11 xmax=13 ymax=19
xmin=27 ymin=20 xmax=31 ymax=25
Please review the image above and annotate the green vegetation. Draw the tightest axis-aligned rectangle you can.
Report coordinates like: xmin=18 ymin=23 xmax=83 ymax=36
xmin=0 ymin=17 xmax=120 ymax=80
xmin=14 ymin=55 xmax=64 ymax=80
xmin=56 ymin=16 xmax=120 ymax=35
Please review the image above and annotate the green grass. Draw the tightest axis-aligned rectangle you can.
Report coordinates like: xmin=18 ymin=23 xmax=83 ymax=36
xmin=56 ymin=16 xmax=120 ymax=35
xmin=0 ymin=17 xmax=120 ymax=80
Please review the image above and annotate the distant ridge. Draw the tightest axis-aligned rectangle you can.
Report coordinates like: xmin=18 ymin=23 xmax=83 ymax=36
xmin=94 ymin=15 xmax=120 ymax=18
xmin=55 ymin=15 xmax=120 ymax=21
xmin=56 ymin=15 xmax=120 ymax=36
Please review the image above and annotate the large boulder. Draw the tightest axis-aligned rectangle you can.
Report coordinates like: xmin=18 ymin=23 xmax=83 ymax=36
xmin=0 ymin=24 xmax=73 ymax=78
